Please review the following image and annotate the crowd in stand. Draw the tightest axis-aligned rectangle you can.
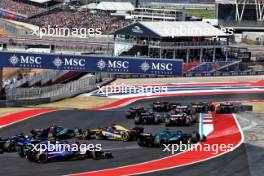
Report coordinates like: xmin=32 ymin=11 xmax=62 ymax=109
xmin=26 ymin=10 xmax=129 ymax=34
xmin=0 ymin=0 xmax=43 ymax=16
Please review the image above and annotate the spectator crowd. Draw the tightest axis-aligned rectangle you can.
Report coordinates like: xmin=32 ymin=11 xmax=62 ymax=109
xmin=0 ymin=0 xmax=43 ymax=16
xmin=26 ymin=10 xmax=129 ymax=34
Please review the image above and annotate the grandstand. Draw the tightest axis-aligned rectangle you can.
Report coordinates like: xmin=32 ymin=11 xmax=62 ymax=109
xmin=114 ymin=21 xmax=232 ymax=63
xmin=128 ymin=8 xmax=188 ymax=21
xmin=0 ymin=0 xmax=62 ymax=19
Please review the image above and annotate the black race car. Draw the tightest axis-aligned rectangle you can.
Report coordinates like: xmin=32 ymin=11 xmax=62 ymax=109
xmin=212 ymin=102 xmax=252 ymax=114
xmin=73 ymin=128 xmax=92 ymax=140
xmin=138 ymin=130 xmax=200 ymax=147
xmin=0 ymin=137 xmax=5 ymax=154
xmin=134 ymin=112 xmax=163 ymax=125
xmin=169 ymin=105 xmax=193 ymax=115
xmin=165 ymin=113 xmax=195 ymax=126
xmin=152 ymin=102 xmax=170 ymax=112
xmin=191 ymin=102 xmax=210 ymax=113
xmin=169 ymin=102 xmax=182 ymax=110
xmin=31 ymin=125 xmax=75 ymax=140
xmin=126 ymin=106 xmax=146 ymax=119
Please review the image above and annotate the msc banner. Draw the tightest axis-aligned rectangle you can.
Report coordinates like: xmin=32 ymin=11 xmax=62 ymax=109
xmin=0 ymin=51 xmax=183 ymax=76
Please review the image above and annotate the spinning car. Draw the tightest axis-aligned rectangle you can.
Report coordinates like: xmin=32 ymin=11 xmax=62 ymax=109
xmin=90 ymin=125 xmax=144 ymax=142
xmin=25 ymin=141 xmax=113 ymax=163
xmin=165 ymin=113 xmax=195 ymax=126
xmin=31 ymin=125 xmax=75 ymax=140
xmin=126 ymin=106 xmax=146 ymax=119
xmin=138 ymin=129 xmax=200 ymax=147
xmin=134 ymin=112 xmax=163 ymax=125
xmin=152 ymin=101 xmax=170 ymax=112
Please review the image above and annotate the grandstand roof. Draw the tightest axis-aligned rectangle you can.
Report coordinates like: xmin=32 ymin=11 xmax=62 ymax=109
xmin=96 ymin=1 xmax=135 ymax=11
xmin=114 ymin=21 xmax=230 ymax=39
xmin=29 ymin=0 xmax=51 ymax=3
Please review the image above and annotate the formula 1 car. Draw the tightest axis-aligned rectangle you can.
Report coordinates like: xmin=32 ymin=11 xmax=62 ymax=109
xmin=212 ymin=102 xmax=253 ymax=114
xmin=134 ymin=112 xmax=163 ymax=125
xmin=90 ymin=125 xmax=144 ymax=142
xmin=165 ymin=113 xmax=195 ymax=126
xmin=24 ymin=141 xmax=113 ymax=163
xmin=0 ymin=137 xmax=5 ymax=154
xmin=169 ymin=105 xmax=193 ymax=115
xmin=191 ymin=102 xmax=210 ymax=113
xmin=30 ymin=125 xmax=75 ymax=140
xmin=126 ymin=106 xmax=146 ymax=119
xmin=2 ymin=134 xmax=42 ymax=155
xmin=2 ymin=134 xmax=30 ymax=152
xmin=168 ymin=102 xmax=182 ymax=110
xmin=138 ymin=130 xmax=200 ymax=147
xmin=152 ymin=101 xmax=170 ymax=112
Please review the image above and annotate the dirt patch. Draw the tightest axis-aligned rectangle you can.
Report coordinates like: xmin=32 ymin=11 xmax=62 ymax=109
xmin=0 ymin=97 xmax=118 ymax=116
xmin=245 ymin=102 xmax=264 ymax=113
xmin=32 ymin=96 xmax=118 ymax=109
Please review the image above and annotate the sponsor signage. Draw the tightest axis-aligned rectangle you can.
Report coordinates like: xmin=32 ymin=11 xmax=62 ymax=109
xmin=0 ymin=51 xmax=183 ymax=76
xmin=184 ymin=71 xmax=264 ymax=77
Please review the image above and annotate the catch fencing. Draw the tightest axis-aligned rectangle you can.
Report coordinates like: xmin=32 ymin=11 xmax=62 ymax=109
xmin=6 ymin=73 xmax=112 ymax=100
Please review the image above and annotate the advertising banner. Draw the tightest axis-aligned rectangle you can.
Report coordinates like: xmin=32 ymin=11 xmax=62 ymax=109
xmin=0 ymin=51 xmax=183 ymax=76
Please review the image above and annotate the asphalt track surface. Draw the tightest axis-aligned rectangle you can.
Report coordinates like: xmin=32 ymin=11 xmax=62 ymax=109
xmin=1 ymin=93 xmax=263 ymax=176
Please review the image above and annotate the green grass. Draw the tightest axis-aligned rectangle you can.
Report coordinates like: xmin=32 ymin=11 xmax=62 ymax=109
xmin=185 ymin=9 xmax=215 ymax=19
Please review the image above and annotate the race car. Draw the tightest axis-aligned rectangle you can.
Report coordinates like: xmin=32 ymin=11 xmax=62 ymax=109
xmin=134 ymin=112 xmax=163 ymax=125
xmin=212 ymin=102 xmax=253 ymax=114
xmin=2 ymin=134 xmax=42 ymax=155
xmin=0 ymin=137 xmax=5 ymax=154
xmin=90 ymin=125 xmax=144 ymax=142
xmin=138 ymin=129 xmax=200 ymax=147
xmin=126 ymin=106 xmax=146 ymax=119
xmin=191 ymin=102 xmax=210 ymax=113
xmin=24 ymin=141 xmax=113 ymax=163
xmin=169 ymin=105 xmax=193 ymax=115
xmin=169 ymin=102 xmax=182 ymax=110
xmin=73 ymin=128 xmax=92 ymax=140
xmin=2 ymin=134 xmax=31 ymax=153
xmin=30 ymin=125 xmax=75 ymax=140
xmin=165 ymin=113 xmax=195 ymax=126
xmin=152 ymin=101 xmax=170 ymax=112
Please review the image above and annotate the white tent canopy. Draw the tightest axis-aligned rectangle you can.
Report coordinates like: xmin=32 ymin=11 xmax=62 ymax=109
xmin=96 ymin=1 xmax=135 ymax=11
xmin=29 ymin=0 xmax=51 ymax=4
xmin=139 ymin=21 xmax=229 ymax=38
xmin=79 ymin=3 xmax=97 ymax=10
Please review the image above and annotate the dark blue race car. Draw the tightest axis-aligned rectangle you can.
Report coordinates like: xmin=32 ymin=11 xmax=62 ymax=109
xmin=134 ymin=112 xmax=163 ymax=125
xmin=3 ymin=134 xmax=32 ymax=152
xmin=2 ymin=134 xmax=42 ymax=155
xmin=126 ymin=106 xmax=146 ymax=119
xmin=25 ymin=141 xmax=113 ymax=163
